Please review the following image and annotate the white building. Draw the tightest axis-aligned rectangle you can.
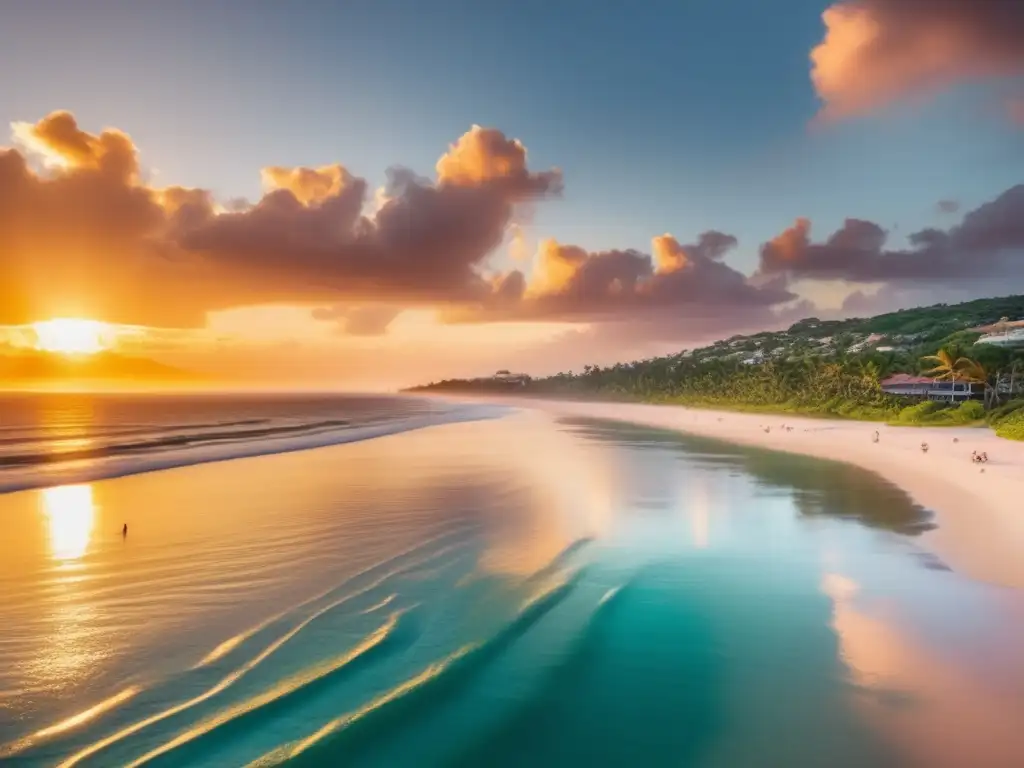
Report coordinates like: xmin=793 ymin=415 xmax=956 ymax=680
xmin=976 ymin=328 xmax=1024 ymax=349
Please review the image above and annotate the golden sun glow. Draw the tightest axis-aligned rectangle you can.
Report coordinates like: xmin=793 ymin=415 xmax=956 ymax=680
xmin=32 ymin=318 xmax=110 ymax=355
xmin=41 ymin=484 xmax=96 ymax=562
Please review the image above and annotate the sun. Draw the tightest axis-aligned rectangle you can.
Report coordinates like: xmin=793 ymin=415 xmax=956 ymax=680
xmin=32 ymin=318 xmax=111 ymax=355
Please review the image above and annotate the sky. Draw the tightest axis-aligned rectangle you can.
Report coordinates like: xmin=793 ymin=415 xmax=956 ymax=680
xmin=2 ymin=0 xmax=1024 ymax=389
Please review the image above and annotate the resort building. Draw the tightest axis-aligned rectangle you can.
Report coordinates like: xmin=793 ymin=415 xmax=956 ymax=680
xmin=880 ymin=374 xmax=983 ymax=402
xmin=492 ymin=370 xmax=531 ymax=386
xmin=972 ymin=319 xmax=1024 ymax=349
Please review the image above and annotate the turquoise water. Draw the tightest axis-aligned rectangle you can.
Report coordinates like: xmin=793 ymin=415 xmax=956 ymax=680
xmin=2 ymin=409 xmax=1022 ymax=766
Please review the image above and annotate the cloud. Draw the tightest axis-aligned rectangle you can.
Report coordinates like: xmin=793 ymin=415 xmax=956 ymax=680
xmin=811 ymin=0 xmax=1024 ymax=121
xmin=449 ymin=231 xmax=795 ymax=335
xmin=5 ymin=110 xmax=1020 ymax=352
xmin=1 ymin=113 xmax=561 ymax=327
xmin=936 ymin=199 xmax=960 ymax=215
xmin=0 ymin=111 xmax=801 ymax=343
xmin=310 ymin=305 xmax=402 ymax=336
xmin=758 ymin=184 xmax=1024 ymax=284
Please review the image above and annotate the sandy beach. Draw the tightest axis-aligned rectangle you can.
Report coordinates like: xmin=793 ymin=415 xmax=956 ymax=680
xmin=472 ymin=397 xmax=1024 ymax=591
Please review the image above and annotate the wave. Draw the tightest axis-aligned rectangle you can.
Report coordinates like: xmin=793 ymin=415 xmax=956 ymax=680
xmin=0 ymin=419 xmax=352 ymax=466
xmin=2 ymin=525 xmax=477 ymax=764
xmin=0 ymin=403 xmax=509 ymax=494
xmin=521 ymin=537 xmax=594 ymax=587
xmin=125 ymin=609 xmax=417 ymax=767
xmin=265 ymin=567 xmax=587 ymax=766
xmin=0 ymin=417 xmax=272 ymax=449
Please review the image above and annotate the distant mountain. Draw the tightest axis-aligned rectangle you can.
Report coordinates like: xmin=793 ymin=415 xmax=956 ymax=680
xmin=0 ymin=348 xmax=202 ymax=386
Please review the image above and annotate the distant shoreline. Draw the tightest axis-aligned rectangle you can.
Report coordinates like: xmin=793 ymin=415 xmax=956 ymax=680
xmin=429 ymin=393 xmax=1024 ymax=591
xmin=405 ymin=386 xmax=1023 ymax=438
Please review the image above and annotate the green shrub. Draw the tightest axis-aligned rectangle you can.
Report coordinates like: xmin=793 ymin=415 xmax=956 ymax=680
xmin=995 ymin=410 xmax=1024 ymax=441
xmin=988 ymin=399 xmax=1024 ymax=425
xmin=836 ymin=399 xmax=860 ymax=416
xmin=897 ymin=400 xmax=948 ymax=423
xmin=953 ymin=400 xmax=985 ymax=422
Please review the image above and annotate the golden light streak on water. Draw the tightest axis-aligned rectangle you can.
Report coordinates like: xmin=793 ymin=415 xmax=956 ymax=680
xmin=0 ymin=687 xmax=140 ymax=757
xmin=41 ymin=485 xmax=96 ymax=563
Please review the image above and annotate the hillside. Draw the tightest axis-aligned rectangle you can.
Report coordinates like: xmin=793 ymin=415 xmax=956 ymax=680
xmin=407 ymin=294 xmax=1024 ymax=437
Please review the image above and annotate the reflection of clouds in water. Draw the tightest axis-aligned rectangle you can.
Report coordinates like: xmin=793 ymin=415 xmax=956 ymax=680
xmin=475 ymin=412 xmax=613 ymax=578
xmin=557 ymin=418 xmax=933 ymax=537
xmin=822 ymin=572 xmax=1024 ymax=767
xmin=689 ymin=478 xmax=710 ymax=550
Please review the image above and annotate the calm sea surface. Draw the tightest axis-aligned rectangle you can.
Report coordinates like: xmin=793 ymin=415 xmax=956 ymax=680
xmin=0 ymin=392 xmax=493 ymax=493
xmin=1 ymin=394 xmax=1023 ymax=767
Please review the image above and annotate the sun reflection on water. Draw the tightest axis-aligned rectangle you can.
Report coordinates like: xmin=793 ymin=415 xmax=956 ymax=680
xmin=41 ymin=485 xmax=96 ymax=563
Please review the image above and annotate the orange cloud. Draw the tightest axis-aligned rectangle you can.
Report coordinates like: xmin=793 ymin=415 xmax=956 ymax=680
xmin=12 ymin=110 xmax=139 ymax=181
xmin=811 ymin=0 xmax=1024 ymax=121
xmin=435 ymin=125 xmax=561 ymax=195
xmin=260 ymin=165 xmax=354 ymax=205
xmin=651 ymin=234 xmax=689 ymax=274
xmin=468 ymin=230 xmax=789 ymax=329
xmin=528 ymin=239 xmax=590 ymax=295
xmin=1 ymin=111 xmax=560 ymax=327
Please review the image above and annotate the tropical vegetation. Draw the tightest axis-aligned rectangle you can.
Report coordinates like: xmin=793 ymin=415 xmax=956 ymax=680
xmin=408 ymin=295 xmax=1024 ymax=439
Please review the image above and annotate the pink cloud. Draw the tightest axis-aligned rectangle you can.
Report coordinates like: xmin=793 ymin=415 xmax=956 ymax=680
xmin=811 ymin=0 xmax=1024 ymax=121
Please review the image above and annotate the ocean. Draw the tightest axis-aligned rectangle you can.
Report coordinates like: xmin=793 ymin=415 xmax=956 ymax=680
xmin=0 ymin=392 xmax=500 ymax=494
xmin=1 ymin=393 xmax=1022 ymax=767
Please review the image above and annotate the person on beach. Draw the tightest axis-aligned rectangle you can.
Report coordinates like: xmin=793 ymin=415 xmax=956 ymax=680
xmin=122 ymin=523 xmax=128 ymax=538
xmin=921 ymin=442 xmax=929 ymax=453
xmin=872 ymin=430 xmax=879 ymax=443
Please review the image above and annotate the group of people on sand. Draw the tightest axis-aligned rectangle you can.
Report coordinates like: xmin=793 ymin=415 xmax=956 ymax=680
xmin=757 ymin=423 xmax=992 ymax=469
xmin=871 ymin=431 xmax=990 ymax=467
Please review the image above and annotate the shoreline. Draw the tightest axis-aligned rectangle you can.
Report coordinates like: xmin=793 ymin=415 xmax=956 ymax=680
xmin=453 ymin=395 xmax=1024 ymax=591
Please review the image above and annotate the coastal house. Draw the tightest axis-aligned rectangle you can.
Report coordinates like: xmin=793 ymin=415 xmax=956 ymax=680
xmin=492 ymin=370 xmax=531 ymax=386
xmin=880 ymin=374 xmax=983 ymax=402
xmin=847 ymin=333 xmax=887 ymax=353
xmin=972 ymin=318 xmax=1024 ymax=349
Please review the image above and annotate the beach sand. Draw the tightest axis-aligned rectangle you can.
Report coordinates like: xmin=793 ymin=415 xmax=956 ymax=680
xmin=471 ymin=397 xmax=1024 ymax=591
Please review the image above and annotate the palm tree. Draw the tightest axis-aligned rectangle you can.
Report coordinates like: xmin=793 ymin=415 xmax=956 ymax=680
xmin=956 ymin=358 xmax=999 ymax=409
xmin=922 ymin=349 xmax=975 ymax=405
xmin=921 ymin=349 xmax=967 ymax=381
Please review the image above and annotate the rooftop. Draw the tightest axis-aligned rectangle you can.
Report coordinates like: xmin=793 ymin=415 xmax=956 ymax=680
xmin=881 ymin=374 xmax=935 ymax=386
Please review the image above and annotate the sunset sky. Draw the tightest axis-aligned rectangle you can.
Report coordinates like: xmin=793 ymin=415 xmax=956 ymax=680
xmin=2 ymin=0 xmax=1024 ymax=389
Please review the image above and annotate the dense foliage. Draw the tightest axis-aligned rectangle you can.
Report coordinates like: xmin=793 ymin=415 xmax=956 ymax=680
xmin=410 ymin=295 xmax=1024 ymax=438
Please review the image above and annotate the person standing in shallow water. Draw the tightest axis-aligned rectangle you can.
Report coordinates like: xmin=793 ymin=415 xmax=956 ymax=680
xmin=122 ymin=523 xmax=128 ymax=539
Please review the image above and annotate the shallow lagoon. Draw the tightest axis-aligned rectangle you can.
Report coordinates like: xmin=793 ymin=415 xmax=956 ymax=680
xmin=2 ymin=411 xmax=1022 ymax=767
